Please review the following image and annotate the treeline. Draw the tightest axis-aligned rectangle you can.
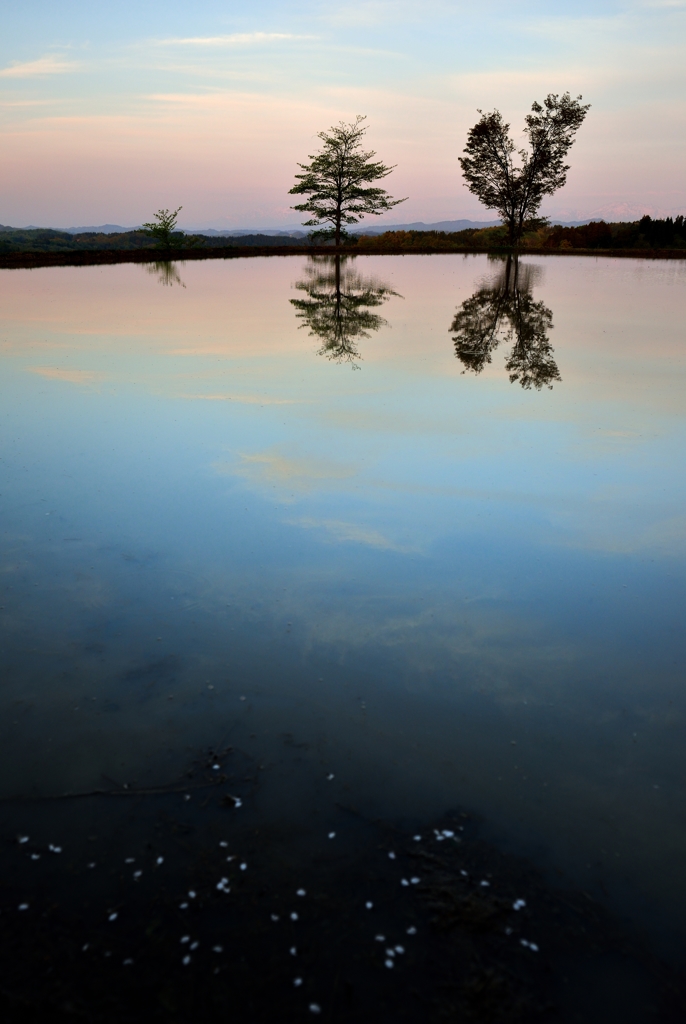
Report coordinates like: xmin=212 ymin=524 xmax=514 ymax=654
xmin=0 ymin=227 xmax=308 ymax=255
xmin=355 ymin=216 xmax=686 ymax=252
xmin=540 ymin=215 xmax=686 ymax=250
xmin=2 ymin=216 xmax=684 ymax=256
xmin=355 ymin=227 xmax=505 ymax=251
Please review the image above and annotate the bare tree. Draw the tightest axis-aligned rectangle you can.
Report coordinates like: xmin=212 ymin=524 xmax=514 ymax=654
xmin=459 ymin=93 xmax=590 ymax=246
xmin=289 ymin=116 xmax=406 ymax=246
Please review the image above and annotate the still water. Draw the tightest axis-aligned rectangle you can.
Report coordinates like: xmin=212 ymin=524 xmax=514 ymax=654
xmin=1 ymin=252 xmax=685 ymax=990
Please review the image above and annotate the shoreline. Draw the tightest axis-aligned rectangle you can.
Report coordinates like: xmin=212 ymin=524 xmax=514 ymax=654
xmin=1 ymin=244 xmax=686 ymax=271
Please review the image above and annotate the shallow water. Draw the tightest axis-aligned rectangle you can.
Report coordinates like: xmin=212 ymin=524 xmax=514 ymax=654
xmin=1 ymin=252 xmax=685 ymax=981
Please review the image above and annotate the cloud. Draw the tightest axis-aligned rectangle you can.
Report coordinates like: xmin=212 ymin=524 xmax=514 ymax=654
xmin=291 ymin=516 xmax=414 ymax=551
xmin=26 ymin=366 xmax=104 ymax=386
xmin=154 ymin=33 xmax=315 ymax=47
xmin=325 ymin=0 xmax=452 ymax=28
xmin=0 ymin=99 xmax=57 ymax=108
xmin=0 ymin=56 xmax=78 ymax=78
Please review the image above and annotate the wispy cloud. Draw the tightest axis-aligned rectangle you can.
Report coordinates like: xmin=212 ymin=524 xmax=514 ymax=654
xmin=154 ymin=33 xmax=316 ymax=47
xmin=0 ymin=99 xmax=57 ymax=108
xmin=0 ymin=56 xmax=79 ymax=78
xmin=325 ymin=1 xmax=451 ymax=28
xmin=26 ymin=366 xmax=104 ymax=386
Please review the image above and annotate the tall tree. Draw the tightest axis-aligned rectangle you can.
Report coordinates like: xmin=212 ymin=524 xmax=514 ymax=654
xmin=459 ymin=93 xmax=590 ymax=246
xmin=289 ymin=116 xmax=406 ymax=246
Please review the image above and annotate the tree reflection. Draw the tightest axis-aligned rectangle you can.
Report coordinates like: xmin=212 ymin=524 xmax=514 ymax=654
xmin=450 ymin=256 xmax=560 ymax=389
xmin=291 ymin=255 xmax=400 ymax=367
xmin=143 ymin=260 xmax=186 ymax=288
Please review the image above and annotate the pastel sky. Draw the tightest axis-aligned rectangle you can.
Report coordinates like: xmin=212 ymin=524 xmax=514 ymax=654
xmin=1 ymin=0 xmax=685 ymax=228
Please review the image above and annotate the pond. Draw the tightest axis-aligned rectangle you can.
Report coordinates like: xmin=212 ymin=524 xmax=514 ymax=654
xmin=1 ymin=252 xmax=685 ymax=1021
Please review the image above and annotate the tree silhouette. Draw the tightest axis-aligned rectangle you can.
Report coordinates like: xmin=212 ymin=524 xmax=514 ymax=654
xmin=141 ymin=207 xmax=184 ymax=250
xmin=289 ymin=116 xmax=406 ymax=246
xmin=460 ymin=93 xmax=590 ymax=246
xmin=450 ymin=256 xmax=560 ymax=390
xmin=291 ymin=255 xmax=400 ymax=367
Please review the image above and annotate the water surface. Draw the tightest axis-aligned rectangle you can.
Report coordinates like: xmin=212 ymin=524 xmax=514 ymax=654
xmin=1 ymin=252 xmax=685 ymax=960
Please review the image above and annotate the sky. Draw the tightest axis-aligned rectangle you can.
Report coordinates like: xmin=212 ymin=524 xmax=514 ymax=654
xmin=1 ymin=0 xmax=685 ymax=229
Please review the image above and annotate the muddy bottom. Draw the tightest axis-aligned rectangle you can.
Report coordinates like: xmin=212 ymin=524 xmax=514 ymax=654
xmin=0 ymin=746 xmax=683 ymax=1024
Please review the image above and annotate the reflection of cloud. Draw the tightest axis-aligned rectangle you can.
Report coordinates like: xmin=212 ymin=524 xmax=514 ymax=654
xmin=179 ymin=393 xmax=298 ymax=405
xmin=641 ymin=515 xmax=686 ymax=552
xmin=552 ymin=505 xmax=686 ymax=557
xmin=26 ymin=366 xmax=104 ymax=386
xmin=591 ymin=514 xmax=686 ymax=556
xmin=323 ymin=406 xmax=458 ymax=434
xmin=589 ymin=483 xmax=642 ymax=503
xmin=217 ymin=450 xmax=356 ymax=493
xmin=291 ymin=517 xmax=414 ymax=552
xmin=569 ymin=426 xmax=654 ymax=460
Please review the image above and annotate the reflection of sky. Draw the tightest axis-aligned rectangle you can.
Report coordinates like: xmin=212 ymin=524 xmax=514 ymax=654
xmin=1 ymin=253 xmax=686 ymax=950
xmin=2 ymin=254 xmax=685 ymax=558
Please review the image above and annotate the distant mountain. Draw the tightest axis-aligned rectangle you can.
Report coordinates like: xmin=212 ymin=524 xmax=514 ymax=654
xmin=185 ymin=219 xmax=501 ymax=236
xmin=58 ymin=224 xmax=140 ymax=235
xmin=9 ymin=217 xmax=619 ymax=236
xmin=198 ymin=218 xmax=604 ymax=235
xmin=551 ymin=218 xmax=599 ymax=227
xmin=195 ymin=228 xmax=307 ymax=237
xmin=350 ymin=219 xmax=498 ymax=235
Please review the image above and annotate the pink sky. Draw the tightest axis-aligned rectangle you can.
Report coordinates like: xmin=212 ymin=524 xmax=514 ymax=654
xmin=1 ymin=2 xmax=685 ymax=228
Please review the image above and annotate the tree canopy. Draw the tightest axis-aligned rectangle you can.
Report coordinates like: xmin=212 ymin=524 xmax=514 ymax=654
xmin=289 ymin=116 xmax=406 ymax=246
xmin=459 ymin=93 xmax=590 ymax=246
xmin=141 ymin=207 xmax=184 ymax=249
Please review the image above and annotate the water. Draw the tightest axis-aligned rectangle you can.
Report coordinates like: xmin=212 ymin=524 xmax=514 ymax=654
xmin=1 ymin=252 xmax=685 ymax=1017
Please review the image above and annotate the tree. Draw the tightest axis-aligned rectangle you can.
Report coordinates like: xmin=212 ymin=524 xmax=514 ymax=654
xmin=450 ymin=256 xmax=560 ymax=390
xmin=459 ymin=93 xmax=590 ymax=246
xmin=141 ymin=207 xmax=184 ymax=249
xmin=289 ymin=116 xmax=406 ymax=246
xmin=291 ymin=255 xmax=400 ymax=367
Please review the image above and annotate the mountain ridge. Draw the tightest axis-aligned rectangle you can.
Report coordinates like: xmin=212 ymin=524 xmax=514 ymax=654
xmin=9 ymin=217 xmax=606 ymax=236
